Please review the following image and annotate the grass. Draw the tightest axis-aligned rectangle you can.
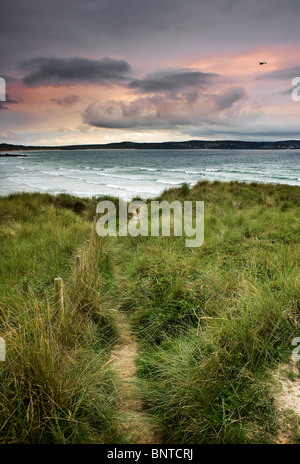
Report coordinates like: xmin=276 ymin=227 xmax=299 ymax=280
xmin=112 ymin=180 xmax=300 ymax=443
xmin=0 ymin=192 xmax=122 ymax=443
xmin=0 ymin=181 xmax=299 ymax=443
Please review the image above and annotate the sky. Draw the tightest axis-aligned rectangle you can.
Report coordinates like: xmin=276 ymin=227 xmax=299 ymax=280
xmin=1 ymin=0 xmax=300 ymax=146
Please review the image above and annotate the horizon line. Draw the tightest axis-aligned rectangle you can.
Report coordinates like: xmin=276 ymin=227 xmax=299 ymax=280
xmin=1 ymin=139 xmax=300 ymax=150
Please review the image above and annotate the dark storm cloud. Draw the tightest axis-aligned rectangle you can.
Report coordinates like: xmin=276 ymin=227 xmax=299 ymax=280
xmin=1 ymin=0 xmax=300 ymax=142
xmin=2 ymin=0 xmax=300 ymax=74
xmin=128 ymin=70 xmax=218 ymax=94
xmin=51 ymin=95 xmax=81 ymax=107
xmin=81 ymin=66 xmax=224 ymax=129
xmin=21 ymin=57 xmax=132 ymax=86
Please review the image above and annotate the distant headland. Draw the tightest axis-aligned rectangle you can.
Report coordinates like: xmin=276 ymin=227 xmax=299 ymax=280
xmin=1 ymin=140 xmax=300 ymax=152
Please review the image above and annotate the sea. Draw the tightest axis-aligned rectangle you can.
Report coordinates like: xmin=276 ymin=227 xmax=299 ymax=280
xmin=0 ymin=149 xmax=299 ymax=199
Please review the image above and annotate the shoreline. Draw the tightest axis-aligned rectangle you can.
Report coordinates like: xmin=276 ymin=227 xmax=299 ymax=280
xmin=1 ymin=179 xmax=299 ymax=202
xmin=1 ymin=149 xmax=299 ymax=198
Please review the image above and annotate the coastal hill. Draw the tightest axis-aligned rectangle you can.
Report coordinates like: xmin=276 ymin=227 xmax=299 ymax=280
xmin=1 ymin=139 xmax=300 ymax=151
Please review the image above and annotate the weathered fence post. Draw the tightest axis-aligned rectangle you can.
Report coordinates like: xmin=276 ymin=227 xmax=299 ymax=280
xmin=76 ymin=255 xmax=81 ymax=272
xmin=54 ymin=277 xmax=64 ymax=316
xmin=0 ymin=337 xmax=6 ymax=362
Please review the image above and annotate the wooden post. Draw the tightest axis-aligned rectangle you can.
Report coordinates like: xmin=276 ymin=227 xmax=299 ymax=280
xmin=54 ymin=277 xmax=64 ymax=316
xmin=76 ymin=255 xmax=81 ymax=272
xmin=0 ymin=337 xmax=6 ymax=362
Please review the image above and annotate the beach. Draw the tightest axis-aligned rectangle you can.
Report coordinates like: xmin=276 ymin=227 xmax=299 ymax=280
xmin=1 ymin=149 xmax=299 ymax=199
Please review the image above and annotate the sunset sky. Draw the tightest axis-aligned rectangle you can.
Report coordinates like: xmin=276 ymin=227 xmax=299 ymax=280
xmin=1 ymin=0 xmax=300 ymax=146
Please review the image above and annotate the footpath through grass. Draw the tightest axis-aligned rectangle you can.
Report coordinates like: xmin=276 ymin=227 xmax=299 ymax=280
xmin=112 ymin=180 xmax=300 ymax=443
xmin=0 ymin=181 xmax=299 ymax=444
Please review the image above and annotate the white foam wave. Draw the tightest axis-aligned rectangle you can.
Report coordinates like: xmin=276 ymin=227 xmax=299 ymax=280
xmin=156 ymin=180 xmax=183 ymax=185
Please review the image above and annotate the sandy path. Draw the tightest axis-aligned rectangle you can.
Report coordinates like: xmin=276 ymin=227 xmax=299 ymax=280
xmin=111 ymin=310 xmax=162 ymax=444
xmin=273 ymin=363 xmax=300 ymax=444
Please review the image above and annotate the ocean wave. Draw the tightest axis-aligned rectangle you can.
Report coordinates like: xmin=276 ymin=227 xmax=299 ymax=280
xmin=93 ymin=172 xmax=145 ymax=180
xmin=71 ymin=190 xmax=103 ymax=196
xmin=106 ymin=184 xmax=158 ymax=194
xmin=164 ymin=168 xmax=204 ymax=175
xmin=2 ymin=149 xmax=299 ymax=198
xmin=85 ymin=180 xmax=106 ymax=185
xmin=18 ymin=166 xmax=37 ymax=171
xmin=41 ymin=169 xmax=85 ymax=177
xmin=184 ymin=170 xmax=204 ymax=175
xmin=261 ymin=174 xmax=299 ymax=181
xmin=7 ymin=177 xmax=50 ymax=190
xmin=212 ymin=168 xmax=261 ymax=175
xmin=105 ymin=184 xmax=127 ymax=190
xmin=156 ymin=180 xmax=184 ymax=185
xmin=103 ymin=167 xmax=121 ymax=172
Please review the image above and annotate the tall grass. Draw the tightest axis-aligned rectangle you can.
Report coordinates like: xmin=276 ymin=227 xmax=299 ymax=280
xmin=114 ymin=181 xmax=300 ymax=443
xmin=1 ymin=181 xmax=299 ymax=444
xmin=0 ymin=193 xmax=121 ymax=443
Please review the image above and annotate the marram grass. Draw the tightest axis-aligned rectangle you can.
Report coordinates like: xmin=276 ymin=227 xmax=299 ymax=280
xmin=0 ymin=181 xmax=299 ymax=443
xmin=115 ymin=181 xmax=300 ymax=443
xmin=0 ymin=192 xmax=122 ymax=443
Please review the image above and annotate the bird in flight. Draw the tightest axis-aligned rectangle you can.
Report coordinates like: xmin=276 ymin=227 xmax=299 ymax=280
xmin=259 ymin=61 xmax=267 ymax=65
